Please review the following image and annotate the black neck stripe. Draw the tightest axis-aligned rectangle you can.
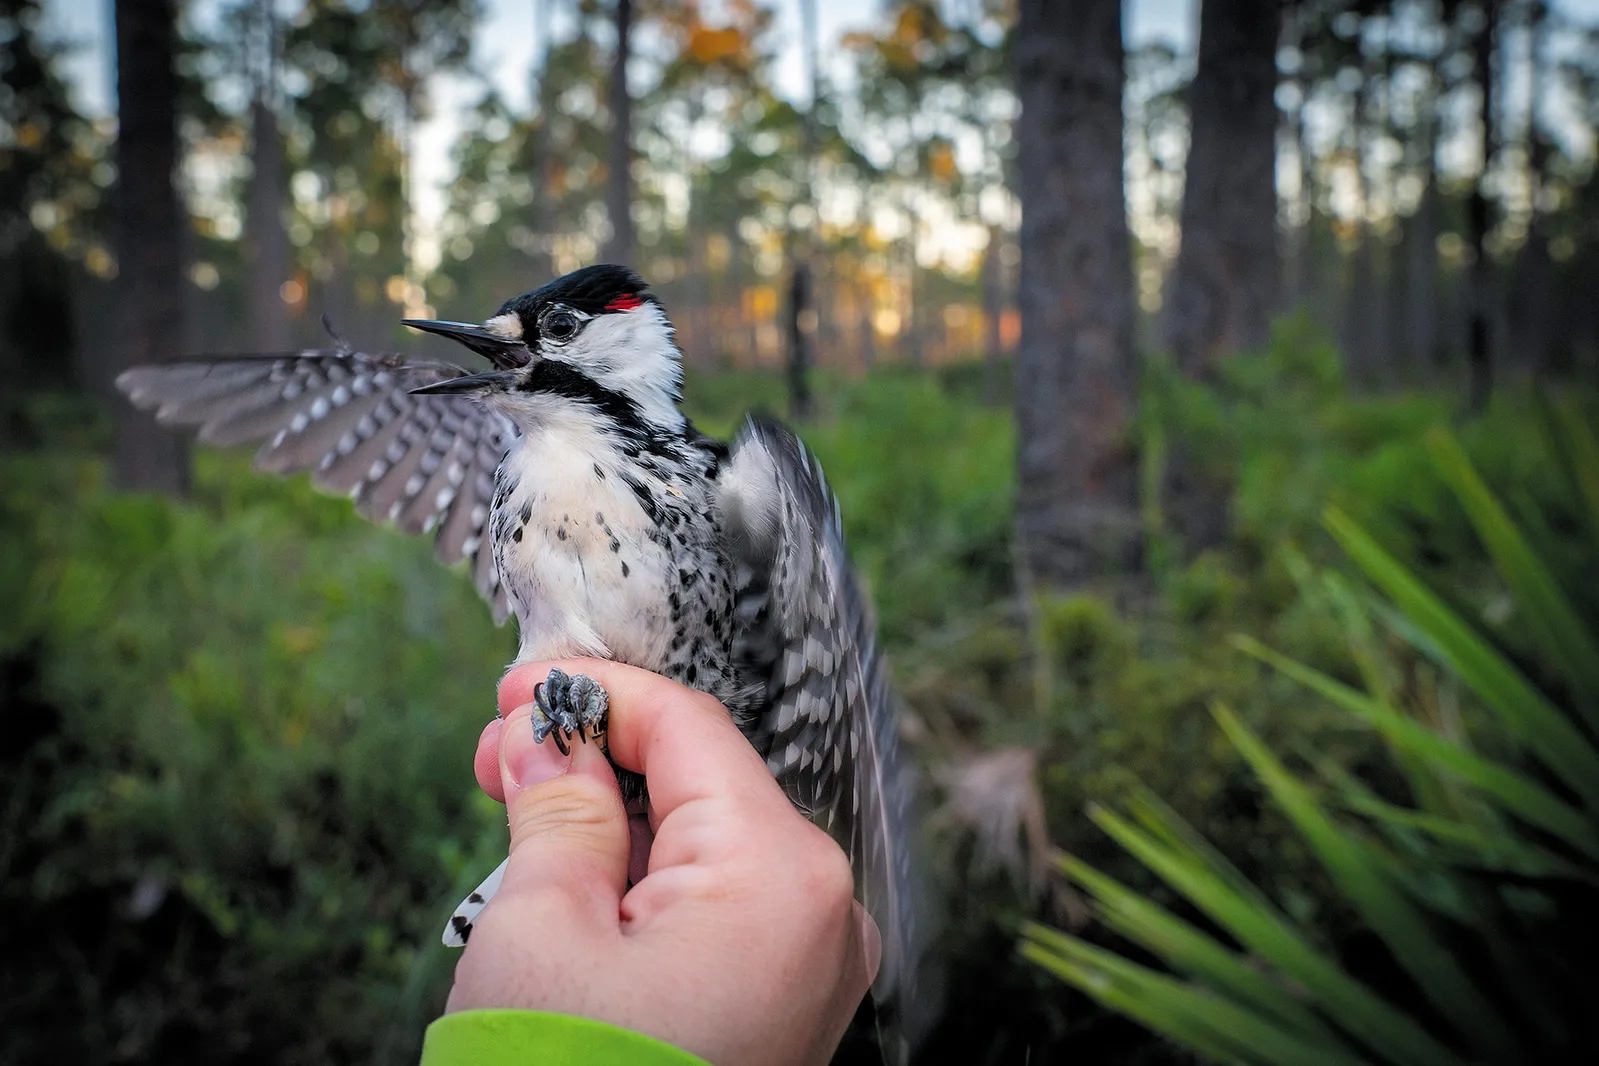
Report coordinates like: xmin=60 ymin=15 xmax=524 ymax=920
xmin=521 ymin=360 xmax=654 ymax=438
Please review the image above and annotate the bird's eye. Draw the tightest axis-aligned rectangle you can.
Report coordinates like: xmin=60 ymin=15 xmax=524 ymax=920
xmin=544 ymin=310 xmax=580 ymax=342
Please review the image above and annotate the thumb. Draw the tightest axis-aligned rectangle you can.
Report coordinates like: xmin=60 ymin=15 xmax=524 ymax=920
xmin=498 ymin=701 xmax=631 ymax=923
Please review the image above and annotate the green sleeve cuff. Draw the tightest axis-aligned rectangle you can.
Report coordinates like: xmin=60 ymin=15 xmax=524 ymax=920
xmin=420 ymin=1009 xmax=711 ymax=1066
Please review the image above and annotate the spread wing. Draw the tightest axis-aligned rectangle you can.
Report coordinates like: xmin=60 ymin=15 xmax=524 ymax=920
xmin=719 ymin=416 xmax=936 ymax=1060
xmin=117 ymin=351 xmax=516 ymax=622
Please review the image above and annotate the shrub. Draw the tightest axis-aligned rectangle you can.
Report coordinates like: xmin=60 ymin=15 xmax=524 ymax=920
xmin=1 ymin=445 xmax=511 ymax=1064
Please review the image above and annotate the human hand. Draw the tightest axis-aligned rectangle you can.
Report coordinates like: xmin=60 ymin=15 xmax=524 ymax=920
xmin=445 ymin=658 xmax=881 ymax=1066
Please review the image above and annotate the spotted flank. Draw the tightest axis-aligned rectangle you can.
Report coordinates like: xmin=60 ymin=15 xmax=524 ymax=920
xmin=444 ymin=856 xmax=508 ymax=946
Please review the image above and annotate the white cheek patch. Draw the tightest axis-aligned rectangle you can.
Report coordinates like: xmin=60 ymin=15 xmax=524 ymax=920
xmin=553 ymin=306 xmax=685 ymax=429
xmin=483 ymin=313 xmax=523 ymax=340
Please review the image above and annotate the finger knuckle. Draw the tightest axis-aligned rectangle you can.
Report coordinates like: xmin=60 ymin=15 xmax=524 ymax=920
xmin=797 ymin=829 xmax=855 ymax=905
xmin=510 ymin=776 xmax=620 ymax=844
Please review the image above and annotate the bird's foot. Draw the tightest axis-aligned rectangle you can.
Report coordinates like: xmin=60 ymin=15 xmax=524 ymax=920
xmin=531 ymin=668 xmax=609 ymax=757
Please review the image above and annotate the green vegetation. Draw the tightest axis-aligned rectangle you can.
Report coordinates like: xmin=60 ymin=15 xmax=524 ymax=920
xmin=3 ymin=323 xmax=1594 ymax=1062
xmin=1 ymin=429 xmax=512 ymax=1063
xmin=1023 ymin=407 xmax=1599 ymax=1063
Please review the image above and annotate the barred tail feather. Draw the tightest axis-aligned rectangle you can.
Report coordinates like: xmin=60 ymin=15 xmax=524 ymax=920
xmin=443 ymin=857 xmax=508 ymax=947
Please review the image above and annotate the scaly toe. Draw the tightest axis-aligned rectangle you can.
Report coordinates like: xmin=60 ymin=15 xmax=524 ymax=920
xmin=567 ymin=673 xmax=610 ymax=751
xmin=532 ymin=668 xmax=609 ymax=756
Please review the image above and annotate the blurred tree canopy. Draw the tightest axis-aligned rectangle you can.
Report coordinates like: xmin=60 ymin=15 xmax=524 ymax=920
xmin=10 ymin=0 xmax=1597 ymax=392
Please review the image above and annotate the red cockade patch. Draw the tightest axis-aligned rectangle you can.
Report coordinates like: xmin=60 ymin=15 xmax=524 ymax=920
xmin=604 ymin=293 xmax=644 ymax=312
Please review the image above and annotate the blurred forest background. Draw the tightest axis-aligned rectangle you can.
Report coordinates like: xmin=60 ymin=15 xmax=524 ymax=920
xmin=3 ymin=0 xmax=1598 ymax=1063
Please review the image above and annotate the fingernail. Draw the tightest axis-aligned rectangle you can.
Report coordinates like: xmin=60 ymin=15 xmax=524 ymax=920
xmin=504 ymin=703 xmax=572 ymax=789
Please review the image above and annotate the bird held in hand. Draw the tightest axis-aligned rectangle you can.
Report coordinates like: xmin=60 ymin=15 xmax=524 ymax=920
xmin=117 ymin=263 xmax=933 ymax=1055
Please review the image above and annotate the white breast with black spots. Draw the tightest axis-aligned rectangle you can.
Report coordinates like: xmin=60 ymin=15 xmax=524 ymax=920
xmin=493 ymin=413 xmax=678 ymax=669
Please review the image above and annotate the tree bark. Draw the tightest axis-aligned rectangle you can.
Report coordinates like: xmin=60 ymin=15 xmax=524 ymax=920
xmin=1406 ymin=49 xmax=1442 ymax=378
xmin=1466 ymin=0 xmax=1500 ymax=413
xmin=981 ymin=224 xmax=1004 ymax=405
xmin=601 ymin=0 xmax=634 ymax=265
xmin=245 ymin=96 xmax=290 ymax=350
xmin=1283 ymin=26 xmax=1308 ymax=309
xmin=686 ymin=231 xmax=710 ymax=366
xmin=113 ymin=0 xmax=189 ymax=494
xmin=1518 ymin=0 xmax=1553 ymax=377
xmin=1408 ymin=167 xmax=1442 ymax=375
xmin=785 ymin=262 xmax=812 ymax=417
xmin=1163 ymin=0 xmax=1281 ymax=375
xmin=1345 ymin=86 xmax=1379 ymax=386
xmin=1012 ymin=0 xmax=1140 ymax=589
xmin=1161 ymin=0 xmax=1280 ymax=551
xmin=1346 ymin=35 xmax=1390 ymax=388
xmin=1296 ymin=91 xmax=1328 ymax=327
xmin=784 ymin=0 xmax=819 ymax=419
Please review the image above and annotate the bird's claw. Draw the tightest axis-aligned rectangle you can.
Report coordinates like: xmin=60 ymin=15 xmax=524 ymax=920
xmin=531 ymin=668 xmax=609 ymax=757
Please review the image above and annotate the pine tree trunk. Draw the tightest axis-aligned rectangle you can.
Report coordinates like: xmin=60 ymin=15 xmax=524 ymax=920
xmin=112 ymin=0 xmax=189 ymax=494
xmin=1575 ymin=245 xmax=1599 ymax=378
xmin=1283 ymin=50 xmax=1308 ymax=308
xmin=1520 ymin=0 xmax=1553 ymax=377
xmin=785 ymin=262 xmax=812 ymax=418
xmin=1012 ymin=0 xmax=1140 ymax=589
xmin=687 ymin=231 xmax=711 ymax=367
xmin=1347 ymin=50 xmax=1390 ymax=389
xmin=1406 ymin=46 xmax=1442 ymax=379
xmin=1345 ymin=87 xmax=1377 ymax=386
xmin=1163 ymin=0 xmax=1280 ymax=375
xmin=246 ymin=97 xmax=290 ymax=350
xmin=531 ymin=0 xmax=555 ymax=279
xmin=1408 ymin=170 xmax=1441 ymax=376
xmin=784 ymin=0 xmax=818 ymax=418
xmin=903 ymin=196 xmax=922 ymax=367
xmin=1161 ymin=0 xmax=1280 ymax=551
xmin=1369 ymin=35 xmax=1398 ymax=385
xmin=601 ymin=0 xmax=634 ymax=265
xmin=1466 ymin=0 xmax=1500 ymax=413
xmin=982 ymin=225 xmax=1004 ymax=404
xmin=529 ymin=107 xmax=556 ymax=280
xmin=1296 ymin=109 xmax=1324 ymax=324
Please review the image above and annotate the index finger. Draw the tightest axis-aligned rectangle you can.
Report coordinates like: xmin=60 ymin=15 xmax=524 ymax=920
xmin=497 ymin=659 xmax=789 ymax=821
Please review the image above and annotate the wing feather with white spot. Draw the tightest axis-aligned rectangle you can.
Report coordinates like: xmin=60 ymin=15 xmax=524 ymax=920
xmin=720 ymin=416 xmax=936 ymax=1061
xmin=117 ymin=352 xmax=515 ymax=622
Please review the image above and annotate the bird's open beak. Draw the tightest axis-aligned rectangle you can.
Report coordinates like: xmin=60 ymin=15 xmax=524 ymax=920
xmin=403 ymin=319 xmax=528 ymax=368
xmin=409 ymin=369 xmax=518 ymax=396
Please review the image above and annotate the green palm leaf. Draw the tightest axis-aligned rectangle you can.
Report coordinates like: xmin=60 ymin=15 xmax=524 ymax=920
xmin=1022 ymin=924 xmax=1371 ymax=1066
xmin=1424 ymin=428 xmax=1599 ymax=727
xmin=1323 ymin=506 xmax=1599 ymax=813
xmin=1026 ymin=410 xmax=1598 ymax=1066
xmin=1211 ymin=702 xmax=1512 ymax=1058
xmin=1056 ymin=852 xmax=1340 ymax=1044
xmin=1088 ymin=804 xmax=1463 ymax=1066
xmin=1232 ymin=634 xmax=1599 ymax=858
